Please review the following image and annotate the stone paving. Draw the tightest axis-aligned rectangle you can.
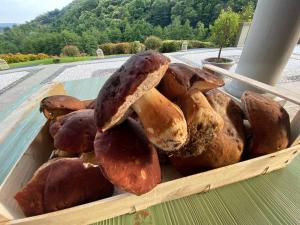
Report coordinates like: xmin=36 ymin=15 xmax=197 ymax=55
xmin=0 ymin=45 xmax=299 ymax=115
xmin=0 ymin=71 xmax=29 ymax=92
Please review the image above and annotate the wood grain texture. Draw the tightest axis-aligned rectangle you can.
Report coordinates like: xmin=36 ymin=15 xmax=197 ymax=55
xmin=94 ymin=156 xmax=300 ymax=225
xmin=1 ymin=145 xmax=299 ymax=224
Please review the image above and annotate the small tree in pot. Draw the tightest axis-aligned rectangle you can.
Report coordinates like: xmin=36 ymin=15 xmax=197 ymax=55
xmin=203 ymin=8 xmax=239 ymax=70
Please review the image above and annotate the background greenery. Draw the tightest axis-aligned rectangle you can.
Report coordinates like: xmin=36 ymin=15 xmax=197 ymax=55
xmin=0 ymin=0 xmax=256 ymax=56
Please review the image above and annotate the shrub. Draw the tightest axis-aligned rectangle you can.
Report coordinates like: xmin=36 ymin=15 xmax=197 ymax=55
xmin=61 ymin=45 xmax=80 ymax=57
xmin=187 ymin=40 xmax=214 ymax=49
xmin=114 ymin=42 xmax=131 ymax=54
xmin=0 ymin=53 xmax=50 ymax=63
xmin=100 ymin=42 xmax=144 ymax=55
xmin=144 ymin=36 xmax=163 ymax=50
xmin=201 ymin=41 xmax=215 ymax=48
xmin=130 ymin=41 xmax=143 ymax=54
xmin=159 ymin=40 xmax=181 ymax=53
xmin=99 ymin=43 xmax=115 ymax=55
xmin=140 ymin=43 xmax=146 ymax=52
xmin=37 ymin=53 xmax=49 ymax=60
xmin=27 ymin=54 xmax=37 ymax=61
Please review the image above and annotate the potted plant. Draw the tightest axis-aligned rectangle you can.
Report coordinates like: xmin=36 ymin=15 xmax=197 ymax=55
xmin=202 ymin=8 xmax=240 ymax=70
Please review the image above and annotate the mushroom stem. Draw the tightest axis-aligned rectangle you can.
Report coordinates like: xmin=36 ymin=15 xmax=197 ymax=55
xmin=175 ymin=88 xmax=224 ymax=157
xmin=132 ymin=88 xmax=187 ymax=151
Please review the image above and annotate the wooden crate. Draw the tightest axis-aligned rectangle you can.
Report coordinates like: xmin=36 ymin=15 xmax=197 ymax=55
xmin=1 ymin=65 xmax=300 ymax=225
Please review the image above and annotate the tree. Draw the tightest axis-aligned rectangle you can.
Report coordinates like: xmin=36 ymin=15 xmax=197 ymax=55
xmin=209 ymin=8 xmax=240 ymax=60
xmin=81 ymin=30 xmax=98 ymax=55
xmin=194 ymin=21 xmax=207 ymax=40
xmin=149 ymin=0 xmax=172 ymax=27
xmin=240 ymin=2 xmax=255 ymax=22
xmin=61 ymin=30 xmax=81 ymax=46
xmin=152 ymin=26 xmax=164 ymax=39
xmin=181 ymin=20 xmax=194 ymax=39
xmin=164 ymin=16 xmax=182 ymax=40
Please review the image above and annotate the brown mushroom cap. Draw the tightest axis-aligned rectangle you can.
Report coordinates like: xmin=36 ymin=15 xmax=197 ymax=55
xmin=241 ymin=91 xmax=290 ymax=157
xmin=82 ymin=99 xmax=96 ymax=109
xmin=157 ymin=63 xmax=224 ymax=101
xmin=15 ymin=158 xmax=114 ymax=217
xmin=174 ymin=88 xmax=224 ymax=157
xmin=95 ymin=50 xmax=170 ymax=132
xmin=50 ymin=109 xmax=96 ymax=153
xmin=94 ymin=118 xmax=161 ymax=195
xmin=40 ymin=95 xmax=86 ymax=120
xmin=170 ymin=90 xmax=245 ymax=175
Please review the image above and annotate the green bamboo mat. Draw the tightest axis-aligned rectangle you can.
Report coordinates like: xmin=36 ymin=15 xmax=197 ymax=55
xmin=92 ymin=157 xmax=300 ymax=225
xmin=1 ymin=77 xmax=300 ymax=225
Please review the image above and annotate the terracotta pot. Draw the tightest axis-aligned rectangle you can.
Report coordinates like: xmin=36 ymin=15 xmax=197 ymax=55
xmin=202 ymin=57 xmax=235 ymax=70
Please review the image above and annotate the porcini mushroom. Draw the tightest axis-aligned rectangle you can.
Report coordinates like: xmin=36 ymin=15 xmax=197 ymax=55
xmin=157 ymin=63 xmax=224 ymax=101
xmin=170 ymin=90 xmax=245 ymax=175
xmin=95 ymin=51 xmax=187 ymax=151
xmin=82 ymin=99 xmax=96 ymax=109
xmin=174 ymin=87 xmax=224 ymax=157
xmin=15 ymin=158 xmax=114 ymax=216
xmin=241 ymin=91 xmax=290 ymax=157
xmin=50 ymin=109 xmax=96 ymax=153
xmin=40 ymin=95 xmax=86 ymax=120
xmin=94 ymin=118 xmax=161 ymax=195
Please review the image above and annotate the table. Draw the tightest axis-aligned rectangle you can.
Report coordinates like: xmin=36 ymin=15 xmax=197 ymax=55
xmin=1 ymin=77 xmax=299 ymax=225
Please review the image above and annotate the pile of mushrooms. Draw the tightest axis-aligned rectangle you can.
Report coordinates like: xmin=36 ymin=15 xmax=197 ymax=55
xmin=15 ymin=51 xmax=291 ymax=216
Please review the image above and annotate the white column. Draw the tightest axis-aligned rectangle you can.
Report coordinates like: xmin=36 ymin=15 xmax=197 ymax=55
xmin=226 ymin=0 xmax=300 ymax=97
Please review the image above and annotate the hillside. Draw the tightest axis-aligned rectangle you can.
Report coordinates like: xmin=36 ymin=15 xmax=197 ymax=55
xmin=0 ymin=0 xmax=256 ymax=55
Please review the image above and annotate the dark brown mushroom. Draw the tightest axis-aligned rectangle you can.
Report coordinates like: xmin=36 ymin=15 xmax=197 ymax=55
xmin=157 ymin=63 xmax=224 ymax=101
xmin=95 ymin=51 xmax=187 ymax=152
xmin=40 ymin=95 xmax=86 ymax=120
xmin=15 ymin=158 xmax=114 ymax=217
xmin=50 ymin=109 xmax=96 ymax=153
xmin=94 ymin=118 xmax=161 ymax=195
xmin=241 ymin=91 xmax=290 ymax=157
xmin=82 ymin=99 xmax=96 ymax=109
xmin=170 ymin=90 xmax=245 ymax=175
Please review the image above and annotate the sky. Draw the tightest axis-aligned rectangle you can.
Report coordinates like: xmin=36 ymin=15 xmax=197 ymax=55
xmin=0 ymin=0 xmax=73 ymax=24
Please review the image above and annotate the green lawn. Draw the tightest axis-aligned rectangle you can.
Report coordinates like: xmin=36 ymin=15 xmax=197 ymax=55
xmin=7 ymin=55 xmax=128 ymax=69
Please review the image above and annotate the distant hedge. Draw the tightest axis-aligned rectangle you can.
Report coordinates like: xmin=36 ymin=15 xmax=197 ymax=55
xmin=0 ymin=53 xmax=49 ymax=64
xmin=100 ymin=40 xmax=213 ymax=55
xmin=159 ymin=40 xmax=214 ymax=53
xmin=99 ymin=42 xmax=145 ymax=55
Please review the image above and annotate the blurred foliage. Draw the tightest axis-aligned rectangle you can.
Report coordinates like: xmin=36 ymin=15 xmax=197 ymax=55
xmin=62 ymin=45 xmax=81 ymax=57
xmin=144 ymin=36 xmax=163 ymax=50
xmin=0 ymin=0 xmax=257 ymax=55
xmin=210 ymin=8 xmax=240 ymax=48
xmin=0 ymin=53 xmax=50 ymax=63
